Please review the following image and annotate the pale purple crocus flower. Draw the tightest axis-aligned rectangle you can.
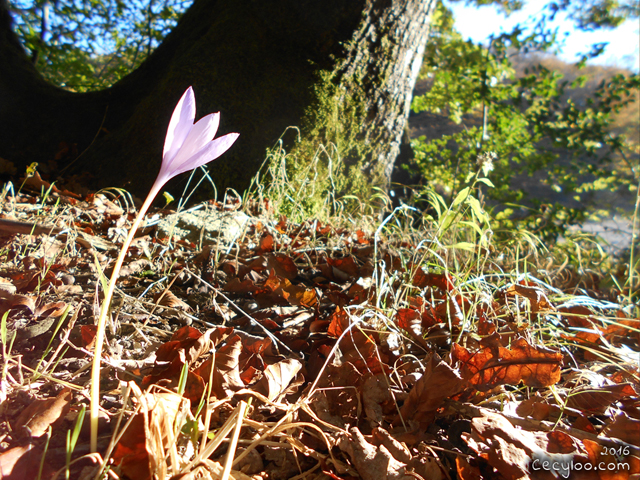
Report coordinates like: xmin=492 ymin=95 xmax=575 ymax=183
xmin=154 ymin=86 xmax=239 ymax=192
xmin=90 ymin=86 xmax=238 ymax=452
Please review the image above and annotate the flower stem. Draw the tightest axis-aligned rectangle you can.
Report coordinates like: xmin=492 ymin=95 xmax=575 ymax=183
xmin=629 ymin=178 xmax=640 ymax=307
xmin=90 ymin=186 xmax=160 ymax=452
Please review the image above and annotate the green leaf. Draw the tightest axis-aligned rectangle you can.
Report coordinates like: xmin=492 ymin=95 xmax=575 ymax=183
xmin=451 ymin=187 xmax=471 ymax=210
xmin=476 ymin=177 xmax=495 ymax=188
xmin=447 ymin=242 xmax=478 ymax=252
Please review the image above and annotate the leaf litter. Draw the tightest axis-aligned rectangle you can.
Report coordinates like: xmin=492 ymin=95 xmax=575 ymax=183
xmin=0 ymin=183 xmax=638 ymax=480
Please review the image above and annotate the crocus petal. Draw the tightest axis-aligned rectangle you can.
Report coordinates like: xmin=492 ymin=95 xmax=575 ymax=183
xmin=154 ymin=87 xmax=239 ymax=190
xmin=164 ymin=133 xmax=239 ymax=179
xmin=162 ymin=87 xmax=196 ymax=164
xmin=168 ymin=112 xmax=220 ymax=170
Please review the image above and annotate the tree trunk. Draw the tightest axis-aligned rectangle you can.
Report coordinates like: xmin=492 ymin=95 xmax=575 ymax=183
xmin=0 ymin=0 xmax=435 ymax=200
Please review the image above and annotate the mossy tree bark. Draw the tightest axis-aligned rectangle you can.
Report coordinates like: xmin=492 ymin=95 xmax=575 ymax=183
xmin=0 ymin=0 xmax=435 ymax=199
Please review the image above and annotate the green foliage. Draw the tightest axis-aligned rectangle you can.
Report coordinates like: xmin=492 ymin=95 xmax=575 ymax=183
xmin=423 ymin=166 xmax=495 ymax=252
xmin=408 ymin=1 xmax=639 ymax=240
xmin=9 ymin=0 xmax=190 ymax=91
xmin=246 ymin=134 xmax=390 ymax=224
xmin=448 ymin=0 xmax=639 ymax=30
xmin=552 ymin=0 xmax=639 ymax=31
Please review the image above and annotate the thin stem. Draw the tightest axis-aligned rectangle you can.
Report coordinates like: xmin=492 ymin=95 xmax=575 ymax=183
xmin=629 ymin=179 xmax=640 ymax=306
xmin=90 ymin=184 xmax=161 ymax=452
xmin=220 ymin=401 xmax=247 ymax=480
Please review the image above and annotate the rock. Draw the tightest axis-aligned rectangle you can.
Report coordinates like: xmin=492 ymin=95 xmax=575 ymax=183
xmin=157 ymin=207 xmax=254 ymax=244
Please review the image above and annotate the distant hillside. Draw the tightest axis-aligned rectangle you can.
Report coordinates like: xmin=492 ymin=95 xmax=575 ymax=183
xmin=510 ymin=53 xmax=639 ymax=149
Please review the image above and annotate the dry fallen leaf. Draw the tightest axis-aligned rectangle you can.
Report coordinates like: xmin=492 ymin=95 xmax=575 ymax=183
xmin=194 ymin=334 xmax=245 ymax=399
xmin=338 ymin=426 xmax=414 ymax=480
xmin=327 ymin=307 xmax=382 ymax=372
xmin=0 ymin=444 xmax=53 ymax=479
xmin=15 ymin=387 xmax=73 ymax=438
xmin=505 ymin=284 xmax=553 ymax=312
xmin=266 ymin=253 xmax=298 ymax=280
xmin=453 ymin=337 xmax=563 ymax=390
xmin=371 ymin=427 xmax=446 ymax=480
xmin=112 ymin=385 xmax=191 ymax=480
xmin=463 ymin=407 xmax=585 ymax=480
xmin=399 ymin=354 xmax=464 ymax=428
xmin=153 ymin=290 xmax=191 ymax=311
xmin=256 ymin=358 xmax=302 ymax=402
xmin=2 ymin=169 xmax=639 ymax=480
xmin=565 ymin=383 xmax=638 ymax=414
xmin=264 ymin=269 xmax=318 ymax=307
xmin=0 ymin=290 xmax=36 ymax=315
xmin=155 ymin=326 xmax=210 ymax=364
xmin=601 ymin=413 xmax=640 ymax=446
xmin=34 ymin=300 xmax=68 ymax=318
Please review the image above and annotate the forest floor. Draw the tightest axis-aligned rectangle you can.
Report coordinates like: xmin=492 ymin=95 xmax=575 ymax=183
xmin=0 ymin=172 xmax=638 ymax=480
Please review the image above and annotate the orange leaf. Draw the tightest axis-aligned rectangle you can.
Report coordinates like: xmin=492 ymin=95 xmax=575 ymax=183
xmin=355 ymin=230 xmax=370 ymax=245
xmin=456 ymin=456 xmax=481 ymax=480
xmin=267 ymin=254 xmax=298 ymax=280
xmin=602 ymin=311 xmax=640 ymax=345
xmin=259 ymin=234 xmax=274 ymax=252
xmin=16 ymin=387 xmax=72 ymax=438
xmin=0 ymin=445 xmax=50 ymax=479
xmin=399 ymin=354 xmax=464 ymax=427
xmin=505 ymin=284 xmax=553 ymax=312
xmin=113 ymin=389 xmax=190 ymax=480
xmin=411 ymin=269 xmax=454 ymax=291
xmin=453 ymin=337 xmax=563 ymax=390
xmin=155 ymin=326 xmax=209 ymax=364
xmin=602 ymin=413 xmax=640 ymax=446
xmin=434 ymin=295 xmax=464 ymax=325
xmin=153 ymin=291 xmax=190 ymax=311
xmin=224 ymin=276 xmax=262 ymax=294
xmin=264 ymin=270 xmax=318 ymax=307
xmin=327 ymin=307 xmax=383 ymax=372
xmin=81 ymin=325 xmax=98 ymax=350
xmin=327 ymin=307 xmax=349 ymax=338
xmin=395 ymin=308 xmax=420 ymax=331
xmin=327 ymin=256 xmax=359 ymax=278
xmin=566 ymin=383 xmax=638 ymax=414
xmin=243 ymin=336 xmax=273 ymax=356
xmin=256 ymin=358 xmax=302 ymax=402
xmin=394 ymin=308 xmax=429 ymax=349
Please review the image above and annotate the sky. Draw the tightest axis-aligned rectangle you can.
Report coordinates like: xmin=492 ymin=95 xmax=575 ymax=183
xmin=447 ymin=1 xmax=640 ymax=73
